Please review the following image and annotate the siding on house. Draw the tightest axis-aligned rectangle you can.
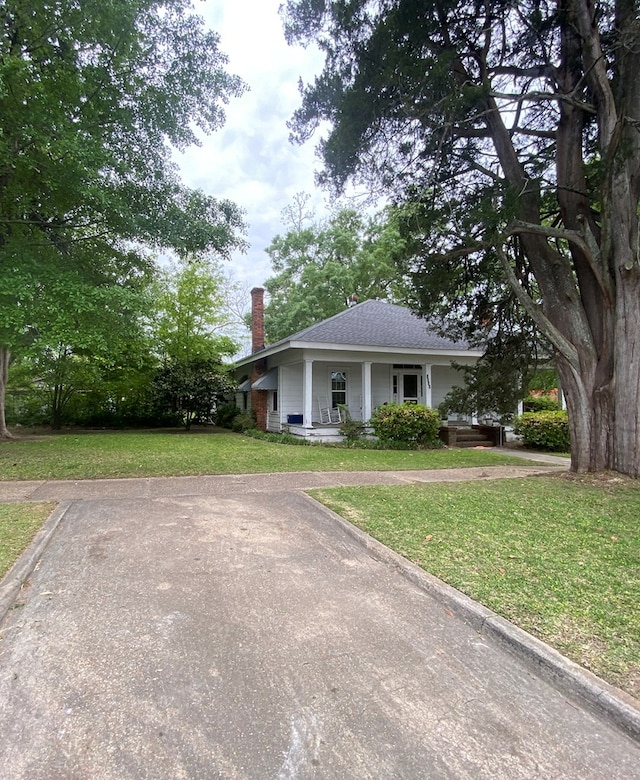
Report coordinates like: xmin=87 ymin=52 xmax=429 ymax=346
xmin=432 ymin=364 xmax=466 ymax=410
xmin=372 ymin=364 xmax=391 ymax=411
xmin=279 ymin=363 xmax=303 ymax=424
xmin=266 ymin=410 xmax=280 ymax=432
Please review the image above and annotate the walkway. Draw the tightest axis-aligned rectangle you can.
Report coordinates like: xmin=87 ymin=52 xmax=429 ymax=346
xmin=1 ymin=455 xmax=639 ymax=779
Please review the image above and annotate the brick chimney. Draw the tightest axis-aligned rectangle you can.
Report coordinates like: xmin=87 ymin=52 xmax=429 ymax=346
xmin=250 ymin=287 xmax=265 ymax=353
xmin=250 ymin=287 xmax=268 ymax=431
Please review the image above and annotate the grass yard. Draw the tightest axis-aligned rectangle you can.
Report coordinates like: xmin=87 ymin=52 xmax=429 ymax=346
xmin=0 ymin=503 xmax=56 ymax=580
xmin=8 ymin=427 xmax=629 ymax=703
xmin=310 ymin=474 xmax=640 ymax=698
xmin=0 ymin=428 xmax=525 ymax=481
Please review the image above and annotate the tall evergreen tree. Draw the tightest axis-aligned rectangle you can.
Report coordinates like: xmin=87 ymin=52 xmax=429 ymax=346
xmin=283 ymin=0 xmax=640 ymax=476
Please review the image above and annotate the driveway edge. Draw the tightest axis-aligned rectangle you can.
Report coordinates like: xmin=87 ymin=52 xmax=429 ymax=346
xmin=0 ymin=502 xmax=71 ymax=623
xmin=302 ymin=493 xmax=640 ymax=744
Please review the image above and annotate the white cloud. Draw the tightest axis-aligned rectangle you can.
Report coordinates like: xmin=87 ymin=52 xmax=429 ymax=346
xmin=173 ymin=0 xmax=329 ymax=288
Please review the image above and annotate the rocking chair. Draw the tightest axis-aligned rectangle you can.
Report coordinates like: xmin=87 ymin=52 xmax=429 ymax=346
xmin=318 ymin=397 xmax=343 ymax=424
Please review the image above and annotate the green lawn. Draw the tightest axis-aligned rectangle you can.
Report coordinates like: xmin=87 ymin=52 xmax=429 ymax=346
xmin=6 ymin=429 xmax=633 ymax=701
xmin=310 ymin=474 xmax=640 ymax=698
xmin=0 ymin=502 xmax=56 ymax=580
xmin=0 ymin=428 xmax=525 ymax=481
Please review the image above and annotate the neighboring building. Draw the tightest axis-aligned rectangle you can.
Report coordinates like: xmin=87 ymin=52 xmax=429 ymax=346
xmin=235 ymin=288 xmax=485 ymax=442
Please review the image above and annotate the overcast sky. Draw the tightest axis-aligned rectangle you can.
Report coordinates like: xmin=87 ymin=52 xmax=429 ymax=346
xmin=173 ymin=0 xmax=328 ymax=290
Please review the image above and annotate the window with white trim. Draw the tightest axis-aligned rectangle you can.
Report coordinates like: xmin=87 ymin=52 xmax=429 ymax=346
xmin=330 ymin=370 xmax=347 ymax=407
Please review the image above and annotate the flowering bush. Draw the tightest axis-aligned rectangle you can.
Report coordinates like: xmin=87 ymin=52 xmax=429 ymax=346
xmin=513 ymin=410 xmax=570 ymax=451
xmin=370 ymin=403 xmax=441 ymax=446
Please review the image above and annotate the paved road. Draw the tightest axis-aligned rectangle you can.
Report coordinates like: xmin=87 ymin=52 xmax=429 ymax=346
xmin=1 ymin=464 xmax=639 ymax=779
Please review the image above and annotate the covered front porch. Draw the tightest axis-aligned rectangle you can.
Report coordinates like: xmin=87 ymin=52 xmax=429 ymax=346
xmin=257 ymin=356 xmax=477 ymax=439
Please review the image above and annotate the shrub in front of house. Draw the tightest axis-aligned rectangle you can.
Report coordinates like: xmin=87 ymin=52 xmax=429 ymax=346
xmin=231 ymin=410 xmax=256 ymax=432
xmin=244 ymin=429 xmax=313 ymax=445
xmin=216 ymin=402 xmax=241 ymax=429
xmin=370 ymin=403 xmax=441 ymax=447
xmin=522 ymin=393 xmax=559 ymax=412
xmin=513 ymin=410 xmax=570 ymax=451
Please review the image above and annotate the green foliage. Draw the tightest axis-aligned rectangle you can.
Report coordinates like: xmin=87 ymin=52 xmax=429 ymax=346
xmin=215 ymin=402 xmax=241 ymax=429
xmin=5 ymin=392 xmax=49 ymax=428
xmin=231 ymin=410 xmax=256 ymax=433
xmin=523 ymin=394 xmax=559 ymax=412
xmin=0 ymin=0 xmax=247 ymax=434
xmin=513 ymin=411 xmax=570 ymax=452
xmin=242 ymin=429 xmax=313 ymax=446
xmin=152 ymin=257 xmax=240 ymax=362
xmin=339 ymin=417 xmax=366 ymax=443
xmin=370 ymin=403 xmax=441 ymax=446
xmin=152 ymin=357 xmax=236 ymax=430
xmin=438 ymin=336 xmax=536 ymax=424
xmin=5 ymin=255 xmax=244 ymax=430
xmin=333 ymin=402 xmax=365 ymax=442
xmin=528 ymin=370 xmax=558 ymax=393
xmin=264 ymin=201 xmax=408 ymax=342
xmin=39 ymin=349 xmax=104 ymax=429
xmin=69 ymin=362 xmax=171 ymax=428
xmin=340 ymin=438 xmax=422 ymax=451
xmin=4 ymin=271 xmax=157 ymax=428
xmin=0 ymin=0 xmax=246 ymax=260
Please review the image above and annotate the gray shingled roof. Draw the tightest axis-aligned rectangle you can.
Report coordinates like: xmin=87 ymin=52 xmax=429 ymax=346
xmin=276 ymin=299 xmax=472 ymax=351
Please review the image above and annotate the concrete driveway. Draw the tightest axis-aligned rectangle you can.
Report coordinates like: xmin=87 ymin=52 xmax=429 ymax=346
xmin=0 ymin=469 xmax=639 ymax=779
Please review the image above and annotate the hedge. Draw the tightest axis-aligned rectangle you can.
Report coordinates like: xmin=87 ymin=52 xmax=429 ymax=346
xmin=522 ymin=393 xmax=559 ymax=412
xmin=513 ymin=410 xmax=570 ymax=452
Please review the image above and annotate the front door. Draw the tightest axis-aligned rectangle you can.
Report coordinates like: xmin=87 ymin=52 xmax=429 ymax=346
xmin=402 ymin=373 xmax=419 ymax=404
xmin=393 ymin=371 xmax=421 ymax=404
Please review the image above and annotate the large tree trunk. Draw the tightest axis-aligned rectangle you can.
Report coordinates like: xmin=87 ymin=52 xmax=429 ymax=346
xmin=570 ymin=0 xmax=640 ymax=476
xmin=0 ymin=346 xmax=14 ymax=440
xmin=613 ymin=274 xmax=640 ymax=476
xmin=554 ymin=352 xmax=613 ymax=474
xmin=494 ymin=0 xmax=640 ymax=476
xmin=554 ymin=267 xmax=640 ymax=478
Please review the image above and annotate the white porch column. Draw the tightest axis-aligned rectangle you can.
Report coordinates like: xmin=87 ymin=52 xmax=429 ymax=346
xmin=558 ymin=389 xmax=566 ymax=410
xmin=422 ymin=364 xmax=432 ymax=407
xmin=556 ymin=376 xmax=566 ymax=410
xmin=303 ymin=359 xmax=314 ymax=428
xmin=362 ymin=361 xmax=373 ymax=422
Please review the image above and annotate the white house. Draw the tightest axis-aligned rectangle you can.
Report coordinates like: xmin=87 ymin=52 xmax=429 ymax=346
xmin=235 ymin=288 xmax=487 ymax=442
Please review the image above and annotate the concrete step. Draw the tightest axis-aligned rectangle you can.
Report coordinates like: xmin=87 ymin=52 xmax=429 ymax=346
xmin=454 ymin=437 xmax=495 ymax=448
xmin=455 ymin=432 xmax=494 ymax=443
xmin=439 ymin=425 xmax=502 ymax=448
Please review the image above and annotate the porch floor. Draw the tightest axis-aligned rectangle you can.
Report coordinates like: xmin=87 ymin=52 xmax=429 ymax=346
xmin=282 ymin=422 xmax=344 ymax=442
